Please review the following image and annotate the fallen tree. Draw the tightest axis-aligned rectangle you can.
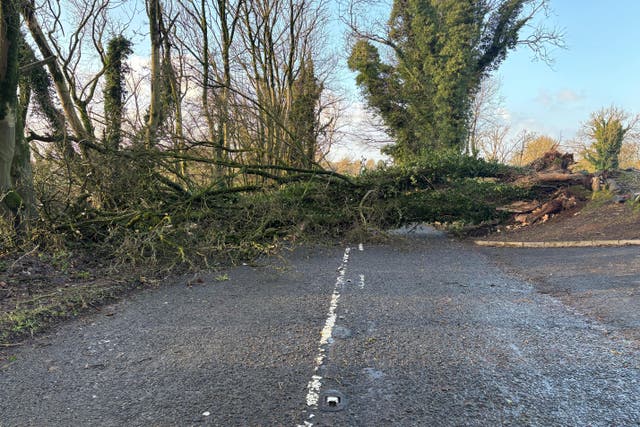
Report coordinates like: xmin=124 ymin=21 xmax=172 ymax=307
xmin=513 ymin=150 xmax=592 ymax=189
xmin=498 ymin=150 xmax=590 ymax=226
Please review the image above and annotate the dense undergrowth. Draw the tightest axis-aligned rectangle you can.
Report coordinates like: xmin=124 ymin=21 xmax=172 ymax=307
xmin=3 ymin=151 xmax=529 ymax=266
xmin=0 ymin=152 xmax=533 ymax=344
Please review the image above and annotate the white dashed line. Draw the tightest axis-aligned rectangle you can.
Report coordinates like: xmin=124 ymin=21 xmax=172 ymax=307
xmin=359 ymin=274 xmax=365 ymax=289
xmin=299 ymin=247 xmax=351 ymax=426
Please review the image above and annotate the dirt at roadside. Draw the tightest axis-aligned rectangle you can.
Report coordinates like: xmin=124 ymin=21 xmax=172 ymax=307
xmin=0 ymin=252 xmax=159 ymax=346
xmin=483 ymin=202 xmax=640 ymax=242
xmin=479 ymin=164 xmax=640 ymax=243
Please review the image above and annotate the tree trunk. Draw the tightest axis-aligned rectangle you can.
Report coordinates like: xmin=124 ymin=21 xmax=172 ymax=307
xmin=158 ymin=13 xmax=186 ymax=176
xmin=0 ymin=106 xmax=15 ymax=193
xmin=21 ymin=2 xmax=89 ymax=144
xmin=146 ymin=0 xmax=163 ymax=147
xmin=0 ymin=0 xmax=21 ymax=222
xmin=12 ymin=101 xmax=36 ymax=223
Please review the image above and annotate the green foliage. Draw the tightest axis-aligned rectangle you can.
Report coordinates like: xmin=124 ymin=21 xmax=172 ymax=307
xmin=357 ymin=152 xmax=528 ymax=226
xmin=104 ymin=35 xmax=133 ymax=150
xmin=349 ymin=0 xmax=533 ymax=163
xmin=391 ymin=180 xmax=527 ymax=224
xmin=288 ymin=57 xmax=323 ymax=168
xmin=6 ymin=150 xmax=525 ymax=270
xmin=584 ymin=107 xmax=629 ymax=171
xmin=2 ymin=189 xmax=22 ymax=211
xmin=18 ymin=33 xmax=66 ymax=142
xmin=360 ymin=150 xmax=513 ymax=192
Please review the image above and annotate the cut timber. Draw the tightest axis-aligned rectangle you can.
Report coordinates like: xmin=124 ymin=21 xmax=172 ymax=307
xmin=528 ymin=150 xmax=574 ymax=172
xmin=514 ymin=214 xmax=528 ymax=224
xmin=494 ymin=150 xmax=593 ymax=229
xmin=526 ymin=194 xmax=576 ymax=224
xmin=497 ymin=200 xmax=540 ymax=214
xmin=515 ymin=172 xmax=592 ymax=188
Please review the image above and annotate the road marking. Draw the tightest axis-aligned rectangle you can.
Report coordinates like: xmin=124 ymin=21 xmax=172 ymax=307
xmin=359 ymin=274 xmax=365 ymax=289
xmin=299 ymin=247 xmax=351 ymax=426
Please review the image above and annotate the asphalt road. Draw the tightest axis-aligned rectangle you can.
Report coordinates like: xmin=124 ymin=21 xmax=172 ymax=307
xmin=1 ymin=227 xmax=639 ymax=426
xmin=484 ymin=244 xmax=640 ymax=343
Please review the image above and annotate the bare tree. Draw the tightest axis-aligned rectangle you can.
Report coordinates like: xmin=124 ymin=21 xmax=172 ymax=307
xmin=468 ymin=77 xmax=505 ymax=157
xmin=166 ymin=0 xmax=335 ymax=182
xmin=467 ymin=76 xmax=528 ymax=163
xmin=145 ymin=0 xmax=163 ymax=147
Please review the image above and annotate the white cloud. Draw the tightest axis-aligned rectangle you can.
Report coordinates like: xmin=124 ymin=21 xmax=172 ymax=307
xmin=535 ymin=88 xmax=585 ymax=108
xmin=557 ymin=89 xmax=583 ymax=103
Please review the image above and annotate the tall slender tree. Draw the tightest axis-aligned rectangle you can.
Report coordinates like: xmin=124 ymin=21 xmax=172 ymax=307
xmin=288 ymin=56 xmax=322 ymax=168
xmin=146 ymin=0 xmax=163 ymax=147
xmin=103 ymin=35 xmax=133 ymax=151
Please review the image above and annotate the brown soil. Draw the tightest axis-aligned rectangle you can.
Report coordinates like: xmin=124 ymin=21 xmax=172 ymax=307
xmin=483 ymin=201 xmax=640 ymax=242
xmin=0 ymin=252 xmax=158 ymax=345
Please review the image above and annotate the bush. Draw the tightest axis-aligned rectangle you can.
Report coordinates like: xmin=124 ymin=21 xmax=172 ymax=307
xmin=583 ymin=107 xmax=632 ymax=171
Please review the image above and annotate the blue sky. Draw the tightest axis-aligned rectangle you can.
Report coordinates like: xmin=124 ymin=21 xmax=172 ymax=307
xmin=489 ymin=0 xmax=640 ymax=142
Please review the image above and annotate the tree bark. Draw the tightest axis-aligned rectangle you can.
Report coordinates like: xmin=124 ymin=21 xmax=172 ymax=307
xmin=145 ymin=0 xmax=163 ymax=147
xmin=514 ymin=172 xmax=592 ymax=188
xmin=0 ymin=0 xmax=12 ymax=192
xmin=0 ymin=0 xmax=20 ymax=219
xmin=21 ymin=2 xmax=90 ymax=143
xmin=12 ymin=100 xmax=36 ymax=222
xmin=0 ymin=106 xmax=15 ymax=193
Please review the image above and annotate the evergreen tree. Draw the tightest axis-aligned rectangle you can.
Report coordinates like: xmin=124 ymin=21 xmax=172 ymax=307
xmin=349 ymin=0 xmax=540 ymax=164
xmin=584 ymin=108 xmax=630 ymax=171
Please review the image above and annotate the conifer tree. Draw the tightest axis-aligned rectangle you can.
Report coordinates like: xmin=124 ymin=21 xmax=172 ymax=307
xmin=584 ymin=108 xmax=631 ymax=171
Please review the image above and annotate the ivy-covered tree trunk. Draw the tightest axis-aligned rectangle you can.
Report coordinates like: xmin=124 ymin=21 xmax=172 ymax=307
xmin=21 ymin=2 xmax=90 ymax=145
xmin=0 ymin=110 xmax=16 ymax=194
xmin=11 ymin=84 xmax=35 ymax=222
xmin=18 ymin=33 xmax=69 ymax=159
xmin=0 ymin=0 xmax=21 ymax=219
xmin=104 ymin=35 xmax=132 ymax=151
xmin=288 ymin=57 xmax=322 ymax=169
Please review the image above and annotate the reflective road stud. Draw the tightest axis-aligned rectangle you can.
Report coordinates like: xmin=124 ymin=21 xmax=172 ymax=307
xmin=321 ymin=390 xmax=346 ymax=412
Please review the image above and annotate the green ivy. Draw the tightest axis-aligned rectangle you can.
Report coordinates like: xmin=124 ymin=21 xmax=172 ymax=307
xmin=103 ymin=35 xmax=133 ymax=150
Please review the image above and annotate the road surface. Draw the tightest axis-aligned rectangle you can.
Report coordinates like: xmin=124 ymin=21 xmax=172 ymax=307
xmin=1 ymin=227 xmax=639 ymax=426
